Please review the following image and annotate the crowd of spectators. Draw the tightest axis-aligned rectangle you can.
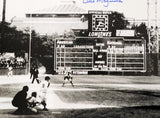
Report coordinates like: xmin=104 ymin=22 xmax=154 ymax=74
xmin=0 ymin=57 xmax=26 ymax=68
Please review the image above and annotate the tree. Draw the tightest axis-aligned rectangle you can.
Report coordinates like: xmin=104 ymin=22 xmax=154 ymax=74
xmin=132 ymin=23 xmax=148 ymax=38
xmin=0 ymin=22 xmax=29 ymax=54
xmin=0 ymin=22 xmax=58 ymax=73
xmin=132 ymin=23 xmax=149 ymax=51
xmin=109 ymin=11 xmax=128 ymax=36
xmin=29 ymin=31 xmax=59 ymax=73
xmin=110 ymin=12 xmax=127 ymax=29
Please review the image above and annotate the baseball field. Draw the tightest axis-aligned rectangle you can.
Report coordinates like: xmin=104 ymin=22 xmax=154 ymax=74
xmin=0 ymin=75 xmax=160 ymax=118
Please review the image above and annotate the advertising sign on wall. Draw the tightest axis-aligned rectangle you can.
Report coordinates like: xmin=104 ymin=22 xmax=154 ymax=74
xmin=116 ymin=30 xmax=135 ymax=37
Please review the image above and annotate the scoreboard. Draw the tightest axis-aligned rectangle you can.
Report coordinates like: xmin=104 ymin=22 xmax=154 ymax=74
xmin=54 ymin=37 xmax=146 ymax=74
xmin=54 ymin=10 xmax=146 ymax=74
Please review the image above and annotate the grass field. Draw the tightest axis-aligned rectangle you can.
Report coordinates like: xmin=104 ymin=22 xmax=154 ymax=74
xmin=1 ymin=75 xmax=160 ymax=118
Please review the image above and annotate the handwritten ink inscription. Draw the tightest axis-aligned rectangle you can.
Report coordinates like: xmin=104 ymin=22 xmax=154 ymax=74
xmin=83 ymin=0 xmax=123 ymax=7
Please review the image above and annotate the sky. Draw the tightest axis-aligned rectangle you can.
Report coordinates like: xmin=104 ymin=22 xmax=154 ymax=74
xmin=0 ymin=0 xmax=159 ymax=23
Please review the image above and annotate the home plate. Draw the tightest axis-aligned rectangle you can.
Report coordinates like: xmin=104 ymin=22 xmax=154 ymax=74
xmin=52 ymin=112 xmax=61 ymax=114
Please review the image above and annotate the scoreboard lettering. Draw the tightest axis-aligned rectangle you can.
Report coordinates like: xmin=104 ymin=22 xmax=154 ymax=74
xmin=89 ymin=32 xmax=112 ymax=37
xmin=94 ymin=52 xmax=107 ymax=66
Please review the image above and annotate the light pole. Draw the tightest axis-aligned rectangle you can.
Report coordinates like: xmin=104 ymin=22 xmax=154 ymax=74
xmin=2 ymin=0 xmax=6 ymax=23
xmin=147 ymin=0 xmax=151 ymax=53
xmin=1 ymin=0 xmax=6 ymax=53
xmin=155 ymin=0 xmax=159 ymax=53
xmin=28 ymin=14 xmax=32 ymax=74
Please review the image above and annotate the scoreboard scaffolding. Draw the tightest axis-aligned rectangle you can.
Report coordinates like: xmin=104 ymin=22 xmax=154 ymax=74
xmin=54 ymin=37 xmax=146 ymax=74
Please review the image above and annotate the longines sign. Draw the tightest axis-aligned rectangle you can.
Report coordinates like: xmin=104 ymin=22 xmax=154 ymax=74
xmin=89 ymin=32 xmax=112 ymax=37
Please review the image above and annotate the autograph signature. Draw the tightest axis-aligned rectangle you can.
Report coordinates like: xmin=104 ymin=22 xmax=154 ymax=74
xmin=83 ymin=0 xmax=123 ymax=7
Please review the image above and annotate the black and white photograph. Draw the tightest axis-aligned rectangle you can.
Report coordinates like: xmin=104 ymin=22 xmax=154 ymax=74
xmin=0 ymin=0 xmax=160 ymax=117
